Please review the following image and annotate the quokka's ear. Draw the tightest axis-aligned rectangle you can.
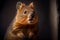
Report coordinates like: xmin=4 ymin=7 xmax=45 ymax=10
xmin=16 ymin=2 xmax=25 ymax=9
xmin=29 ymin=2 xmax=34 ymax=9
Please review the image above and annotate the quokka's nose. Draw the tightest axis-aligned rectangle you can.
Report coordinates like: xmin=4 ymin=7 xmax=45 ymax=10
xmin=29 ymin=13 xmax=35 ymax=21
xmin=31 ymin=13 xmax=34 ymax=18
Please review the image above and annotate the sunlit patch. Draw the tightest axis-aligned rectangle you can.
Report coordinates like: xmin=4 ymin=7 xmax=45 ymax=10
xmin=29 ymin=32 xmax=34 ymax=38
xmin=17 ymin=31 xmax=25 ymax=38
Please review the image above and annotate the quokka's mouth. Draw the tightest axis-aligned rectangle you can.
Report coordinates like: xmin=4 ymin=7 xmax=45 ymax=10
xmin=28 ymin=17 xmax=35 ymax=24
xmin=28 ymin=21 xmax=33 ymax=23
xmin=29 ymin=18 xmax=33 ymax=21
xmin=29 ymin=14 xmax=34 ymax=21
xmin=27 ymin=13 xmax=37 ymax=24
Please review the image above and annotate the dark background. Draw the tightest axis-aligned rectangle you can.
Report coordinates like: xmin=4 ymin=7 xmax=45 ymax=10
xmin=0 ymin=0 xmax=58 ymax=40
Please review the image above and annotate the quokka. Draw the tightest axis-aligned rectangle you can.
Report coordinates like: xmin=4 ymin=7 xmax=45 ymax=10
xmin=4 ymin=2 xmax=38 ymax=40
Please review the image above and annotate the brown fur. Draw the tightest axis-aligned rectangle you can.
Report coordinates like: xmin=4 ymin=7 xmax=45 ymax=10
xmin=4 ymin=2 xmax=38 ymax=40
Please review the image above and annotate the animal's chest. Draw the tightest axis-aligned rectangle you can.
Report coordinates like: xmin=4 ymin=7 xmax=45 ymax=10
xmin=13 ymin=24 xmax=38 ymax=34
xmin=4 ymin=24 xmax=38 ymax=40
xmin=11 ymin=24 xmax=38 ymax=40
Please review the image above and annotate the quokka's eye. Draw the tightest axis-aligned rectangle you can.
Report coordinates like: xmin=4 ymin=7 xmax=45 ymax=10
xmin=23 ymin=11 xmax=27 ymax=14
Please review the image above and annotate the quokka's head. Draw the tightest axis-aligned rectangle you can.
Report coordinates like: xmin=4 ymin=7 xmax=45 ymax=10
xmin=16 ymin=2 xmax=38 ymax=25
